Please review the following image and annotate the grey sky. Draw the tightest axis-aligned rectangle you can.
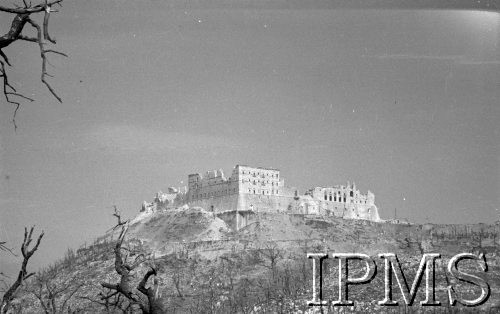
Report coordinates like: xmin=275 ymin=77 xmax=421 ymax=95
xmin=1 ymin=0 xmax=499 ymax=272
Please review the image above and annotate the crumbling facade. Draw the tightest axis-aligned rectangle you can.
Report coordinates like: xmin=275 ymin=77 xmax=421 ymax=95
xmin=187 ymin=165 xmax=283 ymax=202
xmin=306 ymin=183 xmax=378 ymax=220
xmin=142 ymin=164 xmax=381 ymax=222
xmin=141 ymin=187 xmax=187 ymax=212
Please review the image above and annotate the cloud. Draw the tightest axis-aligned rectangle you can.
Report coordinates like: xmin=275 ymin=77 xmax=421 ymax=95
xmin=84 ymin=124 xmax=241 ymax=154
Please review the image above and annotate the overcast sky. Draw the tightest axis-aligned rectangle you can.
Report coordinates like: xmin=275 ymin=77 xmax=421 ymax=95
xmin=1 ymin=0 xmax=498 ymax=273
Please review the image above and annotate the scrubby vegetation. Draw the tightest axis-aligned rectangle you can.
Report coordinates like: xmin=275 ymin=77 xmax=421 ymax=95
xmin=2 ymin=210 xmax=500 ymax=313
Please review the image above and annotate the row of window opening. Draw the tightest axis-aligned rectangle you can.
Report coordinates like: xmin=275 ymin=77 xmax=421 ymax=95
xmin=192 ymin=188 xmax=237 ymax=199
xmin=241 ymin=170 xmax=278 ymax=179
xmin=248 ymin=189 xmax=279 ymax=195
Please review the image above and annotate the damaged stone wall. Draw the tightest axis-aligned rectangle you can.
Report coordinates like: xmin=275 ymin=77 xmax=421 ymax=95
xmin=142 ymin=165 xmax=382 ymax=223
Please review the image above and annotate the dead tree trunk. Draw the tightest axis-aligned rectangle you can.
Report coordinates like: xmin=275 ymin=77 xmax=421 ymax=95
xmin=1 ymin=226 xmax=44 ymax=314
xmin=137 ymin=268 xmax=166 ymax=314
xmin=100 ymin=226 xmax=143 ymax=308
xmin=101 ymin=208 xmax=163 ymax=313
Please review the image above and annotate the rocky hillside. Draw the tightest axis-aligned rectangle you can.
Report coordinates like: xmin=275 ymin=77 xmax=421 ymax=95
xmin=4 ymin=207 xmax=500 ymax=313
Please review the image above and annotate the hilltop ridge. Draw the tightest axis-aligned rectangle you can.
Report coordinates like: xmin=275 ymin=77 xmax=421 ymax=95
xmin=5 ymin=205 xmax=500 ymax=313
xmin=142 ymin=164 xmax=381 ymax=234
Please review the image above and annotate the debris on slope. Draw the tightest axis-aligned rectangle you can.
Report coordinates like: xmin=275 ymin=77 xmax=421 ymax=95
xmin=128 ymin=206 xmax=230 ymax=245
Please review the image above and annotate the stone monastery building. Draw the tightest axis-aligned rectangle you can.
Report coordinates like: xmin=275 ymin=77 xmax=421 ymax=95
xmin=143 ymin=164 xmax=380 ymax=223
xmin=187 ymin=165 xmax=282 ymax=201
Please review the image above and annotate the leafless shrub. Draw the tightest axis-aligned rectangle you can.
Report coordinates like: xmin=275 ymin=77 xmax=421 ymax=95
xmin=28 ymin=269 xmax=83 ymax=314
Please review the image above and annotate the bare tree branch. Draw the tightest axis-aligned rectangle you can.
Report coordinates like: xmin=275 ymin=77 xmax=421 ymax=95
xmin=0 ymin=0 xmax=63 ymax=14
xmin=1 ymin=226 xmax=44 ymax=314
xmin=137 ymin=268 xmax=165 ymax=314
xmin=29 ymin=270 xmax=84 ymax=314
xmin=26 ymin=17 xmax=63 ymax=103
xmin=100 ymin=208 xmax=165 ymax=314
xmin=43 ymin=4 xmax=56 ymax=44
xmin=0 ymin=0 xmax=65 ymax=129
xmin=0 ymin=50 xmax=10 ymax=66
xmin=107 ymin=205 xmax=130 ymax=233
xmin=79 ymin=291 xmax=131 ymax=313
xmin=0 ymin=241 xmax=16 ymax=256
xmin=101 ymin=210 xmax=143 ymax=309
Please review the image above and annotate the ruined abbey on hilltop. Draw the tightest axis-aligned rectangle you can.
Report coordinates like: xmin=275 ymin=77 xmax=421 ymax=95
xmin=142 ymin=164 xmax=381 ymax=228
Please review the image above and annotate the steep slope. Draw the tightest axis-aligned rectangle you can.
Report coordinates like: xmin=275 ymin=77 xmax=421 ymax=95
xmin=128 ymin=206 xmax=230 ymax=244
xmin=5 ymin=208 xmax=500 ymax=313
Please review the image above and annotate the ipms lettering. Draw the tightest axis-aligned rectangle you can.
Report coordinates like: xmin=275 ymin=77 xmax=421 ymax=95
xmin=308 ymin=252 xmax=490 ymax=307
